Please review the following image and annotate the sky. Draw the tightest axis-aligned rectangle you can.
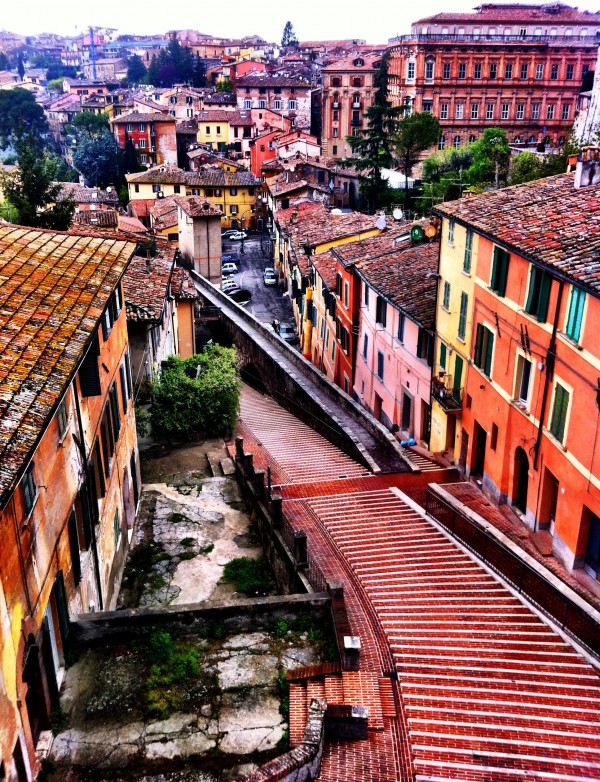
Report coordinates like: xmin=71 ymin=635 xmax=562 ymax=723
xmin=6 ymin=0 xmax=600 ymax=44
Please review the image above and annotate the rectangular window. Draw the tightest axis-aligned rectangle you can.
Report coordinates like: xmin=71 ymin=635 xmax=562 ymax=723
xmin=490 ymin=246 xmax=510 ymax=296
xmin=243 ymin=99 xmax=252 ymax=109
xmin=68 ymin=510 xmax=82 ymax=585
xmin=109 ymin=383 xmax=121 ymax=443
xmin=363 ymin=333 xmax=368 ymax=360
xmin=486 ymin=103 xmax=494 ymax=120
xmin=458 ymin=63 xmax=466 ymax=79
xmin=440 ymin=103 xmax=448 ymax=119
xmin=440 ymin=342 xmax=447 ymax=370
xmin=471 ymin=103 xmax=479 ymax=120
xmin=138 ymin=123 xmax=146 ymax=132
xmin=448 ymin=218 xmax=455 ymax=245
xmin=442 ymin=62 xmax=450 ymax=79
xmin=397 ymin=313 xmax=405 ymax=342
xmin=376 ymin=296 xmax=387 ymax=327
xmin=550 ymin=63 xmax=559 ymax=80
xmin=138 ymin=138 xmax=146 ymax=149
xmin=504 ymin=63 xmax=513 ymax=79
xmin=22 ymin=463 xmax=36 ymax=516
xmin=455 ymin=104 xmax=464 ymax=119
xmin=458 ymin=292 xmax=468 ymax=341
xmin=547 ymin=105 xmax=555 ymax=120
xmin=288 ymin=100 xmax=297 ymax=110
xmin=425 ymin=60 xmax=434 ymax=81
xmin=377 ymin=350 xmax=384 ymax=380
xmin=515 ymin=354 xmax=532 ymax=404
xmin=417 ymin=328 xmax=434 ymax=366
xmin=422 ymin=100 xmax=433 ymax=113
xmin=79 ymin=334 xmax=101 ymax=397
xmin=259 ymin=99 xmax=267 ymax=108
xmin=463 ymin=229 xmax=473 ymax=273
xmin=531 ymin=103 xmax=540 ymax=120
xmin=535 ymin=63 xmax=543 ymax=80
xmin=490 ymin=423 xmax=498 ymax=451
xmin=520 ymin=63 xmax=528 ymax=80
xmin=516 ymin=104 xmax=524 ymax=120
xmin=408 ymin=61 xmax=416 ymax=79
xmin=549 ymin=383 xmax=569 ymax=443
xmin=364 ymin=284 xmax=369 ymax=306
xmin=501 ymin=103 xmax=509 ymax=120
xmin=230 ymin=204 xmax=238 ymax=215
xmin=126 ymin=123 xmax=133 ymax=132
xmin=565 ymin=286 xmax=585 ymax=342
xmin=561 ymin=104 xmax=570 ymax=120
xmin=525 ymin=265 xmax=552 ymax=322
xmin=56 ymin=396 xmax=69 ymax=438
xmin=343 ymin=281 xmax=349 ymax=307
xmin=474 ymin=63 xmax=482 ymax=79
xmin=442 ymin=280 xmax=451 ymax=310
xmin=474 ymin=324 xmax=495 ymax=377
xmin=489 ymin=62 xmax=497 ymax=79
xmin=273 ymin=99 xmax=282 ymax=110
xmin=566 ymin=64 xmax=574 ymax=81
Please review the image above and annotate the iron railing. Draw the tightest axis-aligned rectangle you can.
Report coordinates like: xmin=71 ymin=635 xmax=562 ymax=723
xmin=425 ymin=488 xmax=600 ymax=661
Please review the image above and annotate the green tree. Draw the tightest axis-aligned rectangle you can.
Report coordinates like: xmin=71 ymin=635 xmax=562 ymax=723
xmin=17 ymin=52 xmax=24 ymax=80
xmin=47 ymin=77 xmax=65 ymax=92
xmin=346 ymin=49 xmax=403 ymax=213
xmin=281 ymin=21 xmax=298 ymax=47
xmin=46 ymin=64 xmax=77 ymax=82
xmin=0 ymin=88 xmax=48 ymax=148
xmin=127 ymin=54 xmax=146 ymax=85
xmin=393 ymin=111 xmax=441 ymax=208
xmin=73 ymin=131 xmax=120 ymax=187
xmin=508 ymin=151 xmax=544 ymax=186
xmin=70 ymin=111 xmax=110 ymax=138
xmin=192 ymin=54 xmax=206 ymax=88
xmin=0 ymin=53 xmax=10 ymax=71
xmin=146 ymin=54 xmax=160 ymax=86
xmin=420 ymin=146 xmax=473 ymax=211
xmin=151 ymin=346 xmax=240 ymax=441
xmin=216 ymin=78 xmax=232 ymax=93
xmin=465 ymin=127 xmax=510 ymax=188
xmin=1 ymin=133 xmax=75 ymax=229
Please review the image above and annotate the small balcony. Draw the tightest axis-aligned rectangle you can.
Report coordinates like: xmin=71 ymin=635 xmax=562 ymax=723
xmin=332 ymin=101 xmax=340 ymax=108
xmin=352 ymin=101 xmax=361 ymax=108
xmin=351 ymin=119 xmax=362 ymax=127
xmin=432 ymin=378 xmax=463 ymax=414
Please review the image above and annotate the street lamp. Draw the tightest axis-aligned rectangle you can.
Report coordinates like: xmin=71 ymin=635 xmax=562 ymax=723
xmin=240 ymin=214 xmax=246 ymax=254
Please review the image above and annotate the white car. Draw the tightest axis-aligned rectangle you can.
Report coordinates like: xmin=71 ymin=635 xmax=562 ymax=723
xmin=221 ymin=279 xmax=238 ymax=292
xmin=227 ymin=231 xmax=247 ymax=241
xmin=222 ymin=262 xmax=239 ymax=275
xmin=263 ymin=268 xmax=278 ymax=286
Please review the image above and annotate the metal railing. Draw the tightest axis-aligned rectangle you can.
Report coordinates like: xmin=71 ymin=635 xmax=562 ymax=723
xmin=432 ymin=381 xmax=462 ymax=413
xmin=425 ymin=488 xmax=600 ymax=661
xmin=390 ymin=33 xmax=599 ymax=45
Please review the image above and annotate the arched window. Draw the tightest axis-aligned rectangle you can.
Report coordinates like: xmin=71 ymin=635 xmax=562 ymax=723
xmin=332 ymin=92 xmax=340 ymax=108
xmin=454 ymin=135 xmax=461 ymax=148
xmin=352 ymin=93 xmax=361 ymax=108
xmin=425 ymin=56 xmax=435 ymax=81
xmin=438 ymin=135 xmax=446 ymax=150
xmin=469 ymin=134 xmax=476 ymax=143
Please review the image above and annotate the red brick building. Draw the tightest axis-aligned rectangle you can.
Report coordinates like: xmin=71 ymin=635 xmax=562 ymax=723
xmin=0 ymin=225 xmax=139 ymax=778
xmin=110 ymin=111 xmax=177 ymax=167
xmin=236 ymin=75 xmax=313 ymax=131
xmin=388 ymin=3 xmax=600 ymax=149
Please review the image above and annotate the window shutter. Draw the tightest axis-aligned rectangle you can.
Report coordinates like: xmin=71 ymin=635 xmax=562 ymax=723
xmin=417 ymin=328 xmax=423 ymax=358
xmin=567 ymin=287 xmax=585 ymax=341
xmin=110 ymin=385 xmax=121 ymax=442
xmin=474 ymin=324 xmax=484 ymax=368
xmin=440 ymin=342 xmax=446 ymax=369
xmin=427 ymin=333 xmax=434 ymax=367
xmin=525 ymin=266 xmax=538 ymax=313
xmin=484 ymin=330 xmax=494 ymax=376
xmin=78 ymin=335 xmax=101 ymax=397
xmin=498 ymin=250 xmax=509 ymax=297
xmin=68 ymin=511 xmax=82 ymax=586
xmin=119 ymin=365 xmax=128 ymax=413
xmin=550 ymin=384 xmax=569 ymax=442
xmin=381 ymin=300 xmax=387 ymax=328
xmin=537 ymin=271 xmax=552 ymax=322
xmin=453 ymin=355 xmax=463 ymax=391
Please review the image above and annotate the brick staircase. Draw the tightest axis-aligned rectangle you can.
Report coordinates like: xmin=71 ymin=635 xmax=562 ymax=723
xmin=287 ymin=664 xmax=397 ymax=748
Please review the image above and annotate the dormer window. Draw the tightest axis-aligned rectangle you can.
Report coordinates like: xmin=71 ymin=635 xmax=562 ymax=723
xmin=353 ymin=58 xmax=364 ymax=67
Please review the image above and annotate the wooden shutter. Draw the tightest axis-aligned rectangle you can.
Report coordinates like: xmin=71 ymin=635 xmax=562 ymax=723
xmin=68 ymin=511 xmax=81 ymax=586
xmin=474 ymin=324 xmax=484 ymax=368
xmin=484 ymin=329 xmax=494 ymax=377
xmin=440 ymin=342 xmax=446 ymax=370
xmin=79 ymin=335 xmax=101 ymax=397
xmin=537 ymin=271 xmax=552 ymax=322
xmin=566 ymin=287 xmax=585 ymax=342
xmin=525 ymin=265 xmax=538 ymax=313
xmin=109 ymin=384 xmax=121 ymax=442
xmin=453 ymin=355 xmax=463 ymax=391
xmin=550 ymin=384 xmax=569 ymax=442
xmin=119 ymin=365 xmax=128 ymax=413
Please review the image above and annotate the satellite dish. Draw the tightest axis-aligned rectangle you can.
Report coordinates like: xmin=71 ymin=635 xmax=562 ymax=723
xmin=375 ymin=214 xmax=387 ymax=230
xmin=410 ymin=224 xmax=424 ymax=242
xmin=424 ymin=224 xmax=437 ymax=238
xmin=392 ymin=208 xmax=403 ymax=221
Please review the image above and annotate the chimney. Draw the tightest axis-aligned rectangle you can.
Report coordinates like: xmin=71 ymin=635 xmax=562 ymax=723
xmin=574 ymin=146 xmax=600 ymax=189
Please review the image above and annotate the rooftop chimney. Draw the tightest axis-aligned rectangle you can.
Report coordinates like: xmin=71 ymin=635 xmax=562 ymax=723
xmin=574 ymin=146 xmax=600 ymax=189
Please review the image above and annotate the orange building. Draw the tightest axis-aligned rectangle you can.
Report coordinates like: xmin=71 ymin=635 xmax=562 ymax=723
xmin=0 ymin=226 xmax=139 ymax=777
xmin=388 ymin=3 xmax=600 ymax=149
xmin=433 ymin=171 xmax=600 ymax=580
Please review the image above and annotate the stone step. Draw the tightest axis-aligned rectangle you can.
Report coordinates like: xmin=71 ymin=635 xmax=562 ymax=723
xmin=220 ymin=457 xmax=236 ymax=476
xmin=207 ymin=454 xmax=223 ymax=477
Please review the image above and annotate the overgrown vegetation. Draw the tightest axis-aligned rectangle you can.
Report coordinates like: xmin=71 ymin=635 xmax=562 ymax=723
xmin=221 ymin=556 xmax=274 ymax=596
xmin=145 ymin=630 xmax=201 ymax=719
xmin=150 ymin=345 xmax=240 ymax=442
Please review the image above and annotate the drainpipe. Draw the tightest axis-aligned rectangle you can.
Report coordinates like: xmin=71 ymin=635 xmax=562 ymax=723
xmin=303 ymin=286 xmax=313 ymax=358
xmin=533 ymin=280 xmax=564 ymax=471
xmin=73 ymin=388 xmax=104 ymax=611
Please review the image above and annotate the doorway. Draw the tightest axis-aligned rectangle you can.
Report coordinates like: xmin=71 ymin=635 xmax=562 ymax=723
xmin=513 ymin=447 xmax=529 ymax=514
xmin=401 ymin=391 xmax=412 ymax=432
xmin=373 ymin=393 xmax=382 ymax=422
xmin=472 ymin=421 xmax=486 ymax=477
xmin=23 ymin=637 xmax=50 ymax=746
xmin=445 ymin=416 xmax=456 ymax=451
xmin=459 ymin=429 xmax=469 ymax=471
xmin=421 ymin=401 xmax=431 ymax=444
xmin=539 ymin=468 xmax=559 ymax=532
xmin=584 ymin=510 xmax=600 ymax=579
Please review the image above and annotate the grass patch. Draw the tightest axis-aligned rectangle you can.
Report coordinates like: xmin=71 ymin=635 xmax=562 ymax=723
xmin=200 ymin=543 xmax=214 ymax=555
xmin=178 ymin=550 xmax=197 ymax=561
xmin=180 ymin=537 xmax=195 ymax=547
xmin=168 ymin=512 xmax=187 ymax=524
xmin=221 ymin=556 xmax=274 ymax=596
xmin=148 ymin=574 xmax=167 ymax=592
xmin=278 ymin=668 xmax=289 ymax=721
xmin=145 ymin=630 xmax=201 ymax=720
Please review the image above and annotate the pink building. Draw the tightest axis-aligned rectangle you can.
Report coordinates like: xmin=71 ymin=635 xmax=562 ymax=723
xmin=353 ymin=238 xmax=439 ymax=445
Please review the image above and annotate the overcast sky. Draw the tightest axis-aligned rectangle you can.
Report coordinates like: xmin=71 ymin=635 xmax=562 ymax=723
xmin=6 ymin=0 xmax=600 ymax=44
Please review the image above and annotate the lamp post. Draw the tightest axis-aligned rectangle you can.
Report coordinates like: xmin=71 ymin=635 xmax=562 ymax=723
xmin=240 ymin=214 xmax=246 ymax=254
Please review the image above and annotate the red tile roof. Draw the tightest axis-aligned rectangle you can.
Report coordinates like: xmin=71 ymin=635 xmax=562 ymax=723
xmin=433 ymin=173 xmax=600 ymax=295
xmin=415 ymin=3 xmax=600 ymax=25
xmin=0 ymin=226 xmax=137 ymax=504
xmin=277 ymin=203 xmax=378 ymax=249
xmin=122 ymin=248 xmax=175 ymax=322
xmin=111 ymin=111 xmax=174 ymax=124
xmin=173 ymin=195 xmax=222 ymax=217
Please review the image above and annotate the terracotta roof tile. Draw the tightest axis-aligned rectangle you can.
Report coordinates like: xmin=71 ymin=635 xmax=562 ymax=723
xmin=433 ymin=173 xmax=600 ymax=295
xmin=111 ymin=111 xmax=175 ymax=124
xmin=173 ymin=196 xmax=222 ymax=217
xmin=122 ymin=248 xmax=175 ymax=322
xmin=57 ymin=183 xmax=120 ymax=206
xmin=72 ymin=210 xmax=119 ymax=228
xmin=277 ymin=203 xmax=378 ymax=249
xmin=126 ymin=166 xmax=258 ymax=187
xmin=0 ymin=226 xmax=136 ymax=503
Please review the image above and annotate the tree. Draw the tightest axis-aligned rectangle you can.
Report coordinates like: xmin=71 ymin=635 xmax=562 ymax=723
xmin=281 ymin=21 xmax=298 ymax=47
xmin=46 ymin=64 xmax=77 ymax=82
xmin=127 ymin=54 xmax=146 ymax=85
xmin=0 ymin=53 xmax=10 ymax=71
xmin=346 ymin=49 xmax=403 ymax=213
xmin=47 ymin=78 xmax=65 ymax=92
xmin=216 ymin=78 xmax=232 ymax=93
xmin=151 ymin=346 xmax=240 ymax=441
xmin=73 ymin=131 xmax=121 ymax=187
xmin=70 ymin=111 xmax=111 ymax=138
xmin=508 ymin=151 xmax=544 ymax=186
xmin=146 ymin=54 xmax=160 ymax=86
xmin=0 ymin=88 xmax=48 ymax=148
xmin=192 ymin=54 xmax=206 ymax=88
xmin=465 ymin=127 xmax=510 ymax=188
xmin=17 ymin=52 xmax=24 ymax=81
xmin=393 ymin=111 xmax=441 ymax=208
xmin=420 ymin=146 xmax=473 ymax=210
xmin=0 ymin=133 xmax=75 ymax=230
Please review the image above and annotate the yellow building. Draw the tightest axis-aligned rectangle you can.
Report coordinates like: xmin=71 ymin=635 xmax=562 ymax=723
xmin=196 ymin=110 xmax=234 ymax=151
xmin=126 ymin=165 xmax=259 ymax=229
xmin=429 ymin=214 xmax=478 ymax=459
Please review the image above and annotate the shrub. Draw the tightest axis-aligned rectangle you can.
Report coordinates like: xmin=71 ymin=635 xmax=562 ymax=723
xmin=221 ymin=557 xmax=274 ymax=596
xmin=145 ymin=630 xmax=200 ymax=719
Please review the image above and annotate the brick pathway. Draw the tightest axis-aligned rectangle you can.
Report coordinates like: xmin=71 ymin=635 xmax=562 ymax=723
xmin=235 ymin=387 xmax=600 ymax=781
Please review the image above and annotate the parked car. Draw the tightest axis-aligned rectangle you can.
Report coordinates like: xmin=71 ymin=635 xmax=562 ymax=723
xmin=221 ymin=279 xmax=239 ymax=292
xmin=221 ymin=229 xmax=238 ymax=237
xmin=263 ymin=268 xmax=278 ymax=286
xmin=226 ymin=288 xmax=252 ymax=306
xmin=222 ymin=253 xmax=239 ymax=263
xmin=222 ymin=262 xmax=238 ymax=275
xmin=227 ymin=231 xmax=247 ymax=241
xmin=277 ymin=322 xmax=298 ymax=343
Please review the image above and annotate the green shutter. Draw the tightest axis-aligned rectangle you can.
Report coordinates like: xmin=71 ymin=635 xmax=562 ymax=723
xmin=498 ymin=250 xmax=509 ymax=296
xmin=566 ymin=287 xmax=585 ymax=342
xmin=537 ymin=271 xmax=552 ymax=322
xmin=491 ymin=247 xmax=500 ymax=290
xmin=453 ymin=355 xmax=463 ymax=391
xmin=458 ymin=292 xmax=468 ymax=340
xmin=440 ymin=342 xmax=447 ymax=370
xmin=474 ymin=324 xmax=484 ymax=368
xmin=464 ymin=230 xmax=473 ymax=273
xmin=484 ymin=330 xmax=494 ymax=377
xmin=525 ymin=266 xmax=538 ymax=313
xmin=550 ymin=384 xmax=569 ymax=443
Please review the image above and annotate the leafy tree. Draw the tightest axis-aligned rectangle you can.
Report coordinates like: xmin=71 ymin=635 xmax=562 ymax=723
xmin=346 ymin=49 xmax=403 ymax=213
xmin=127 ymin=54 xmax=146 ymax=85
xmin=0 ymin=88 xmax=48 ymax=148
xmin=0 ymin=132 xmax=75 ymax=230
xmin=47 ymin=78 xmax=65 ymax=92
xmin=73 ymin=131 xmax=121 ymax=187
xmin=46 ymin=64 xmax=77 ymax=82
xmin=216 ymin=78 xmax=232 ymax=93
xmin=151 ymin=346 xmax=240 ymax=441
xmin=192 ymin=54 xmax=206 ymax=88
xmin=146 ymin=54 xmax=160 ymax=86
xmin=393 ymin=111 xmax=441 ymax=208
xmin=465 ymin=127 xmax=510 ymax=188
xmin=0 ymin=53 xmax=10 ymax=71
xmin=420 ymin=146 xmax=473 ymax=210
xmin=70 ymin=111 xmax=110 ymax=138
xmin=281 ymin=21 xmax=298 ymax=47
xmin=17 ymin=52 xmax=24 ymax=80
xmin=508 ymin=151 xmax=544 ymax=186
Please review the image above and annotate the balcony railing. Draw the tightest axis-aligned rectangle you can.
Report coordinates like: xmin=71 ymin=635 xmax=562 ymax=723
xmin=432 ymin=379 xmax=462 ymax=413
xmin=390 ymin=32 xmax=599 ymax=45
